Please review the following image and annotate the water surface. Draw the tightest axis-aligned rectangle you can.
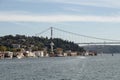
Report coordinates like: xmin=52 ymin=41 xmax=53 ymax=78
xmin=0 ymin=54 xmax=120 ymax=80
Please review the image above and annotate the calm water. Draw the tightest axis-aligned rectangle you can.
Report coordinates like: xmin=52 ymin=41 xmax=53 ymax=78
xmin=0 ymin=54 xmax=120 ymax=80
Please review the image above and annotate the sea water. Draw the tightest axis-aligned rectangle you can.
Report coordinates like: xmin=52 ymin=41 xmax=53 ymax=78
xmin=0 ymin=54 xmax=120 ymax=80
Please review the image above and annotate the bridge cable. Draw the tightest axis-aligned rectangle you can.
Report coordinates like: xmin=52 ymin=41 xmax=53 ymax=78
xmin=53 ymin=27 xmax=120 ymax=42
xmin=35 ymin=27 xmax=51 ymax=36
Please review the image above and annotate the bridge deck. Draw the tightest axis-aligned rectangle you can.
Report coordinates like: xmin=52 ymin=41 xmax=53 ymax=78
xmin=77 ymin=42 xmax=120 ymax=44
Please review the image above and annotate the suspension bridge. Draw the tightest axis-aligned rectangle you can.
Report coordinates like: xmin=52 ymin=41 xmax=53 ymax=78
xmin=35 ymin=27 xmax=120 ymax=45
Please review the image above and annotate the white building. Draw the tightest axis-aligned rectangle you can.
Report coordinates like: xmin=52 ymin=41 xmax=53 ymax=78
xmin=24 ymin=51 xmax=36 ymax=57
xmin=34 ymin=51 xmax=46 ymax=57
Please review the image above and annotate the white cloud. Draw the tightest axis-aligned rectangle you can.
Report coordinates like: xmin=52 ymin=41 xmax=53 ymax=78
xmin=56 ymin=0 xmax=120 ymax=8
xmin=19 ymin=0 xmax=120 ymax=8
xmin=0 ymin=11 xmax=30 ymax=14
xmin=0 ymin=13 xmax=120 ymax=23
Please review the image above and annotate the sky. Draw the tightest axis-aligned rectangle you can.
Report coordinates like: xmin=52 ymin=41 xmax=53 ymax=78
xmin=0 ymin=0 xmax=120 ymax=41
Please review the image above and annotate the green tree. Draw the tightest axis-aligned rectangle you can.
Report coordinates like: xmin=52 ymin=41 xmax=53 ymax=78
xmin=0 ymin=46 xmax=7 ymax=52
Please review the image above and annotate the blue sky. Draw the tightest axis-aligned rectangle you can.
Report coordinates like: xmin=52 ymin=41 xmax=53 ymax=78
xmin=0 ymin=0 xmax=120 ymax=41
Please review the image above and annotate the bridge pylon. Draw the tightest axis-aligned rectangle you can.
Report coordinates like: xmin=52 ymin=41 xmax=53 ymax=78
xmin=50 ymin=27 xmax=54 ymax=55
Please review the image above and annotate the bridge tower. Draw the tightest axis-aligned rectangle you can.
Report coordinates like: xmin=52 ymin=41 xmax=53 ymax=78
xmin=50 ymin=27 xmax=54 ymax=54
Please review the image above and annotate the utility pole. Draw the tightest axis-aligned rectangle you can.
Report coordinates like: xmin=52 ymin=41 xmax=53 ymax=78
xmin=50 ymin=27 xmax=54 ymax=54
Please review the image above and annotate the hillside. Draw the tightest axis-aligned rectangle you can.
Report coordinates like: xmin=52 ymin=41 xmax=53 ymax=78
xmin=0 ymin=35 xmax=85 ymax=52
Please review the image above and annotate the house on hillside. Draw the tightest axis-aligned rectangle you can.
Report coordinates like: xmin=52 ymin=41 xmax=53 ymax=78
xmin=12 ymin=44 xmax=21 ymax=48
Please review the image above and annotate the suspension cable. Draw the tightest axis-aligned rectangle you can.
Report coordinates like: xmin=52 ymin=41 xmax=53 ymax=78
xmin=35 ymin=27 xmax=51 ymax=36
xmin=53 ymin=27 xmax=120 ymax=42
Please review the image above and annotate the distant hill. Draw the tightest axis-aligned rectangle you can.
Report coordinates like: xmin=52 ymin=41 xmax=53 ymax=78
xmin=83 ymin=45 xmax=120 ymax=53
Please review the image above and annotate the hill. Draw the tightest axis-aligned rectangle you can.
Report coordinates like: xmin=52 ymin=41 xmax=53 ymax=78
xmin=83 ymin=45 xmax=120 ymax=53
xmin=0 ymin=35 xmax=85 ymax=52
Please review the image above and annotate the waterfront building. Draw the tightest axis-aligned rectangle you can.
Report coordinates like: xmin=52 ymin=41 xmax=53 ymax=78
xmin=70 ymin=52 xmax=78 ymax=56
xmin=63 ymin=53 xmax=68 ymax=56
xmin=4 ymin=51 xmax=13 ymax=59
xmin=34 ymin=51 xmax=46 ymax=57
xmin=24 ymin=51 xmax=36 ymax=57
xmin=0 ymin=53 xmax=4 ymax=59
xmin=84 ymin=51 xmax=97 ymax=56
xmin=16 ymin=52 xmax=24 ymax=59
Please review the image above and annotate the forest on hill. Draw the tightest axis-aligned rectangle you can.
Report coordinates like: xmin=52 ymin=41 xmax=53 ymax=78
xmin=0 ymin=35 xmax=85 ymax=52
